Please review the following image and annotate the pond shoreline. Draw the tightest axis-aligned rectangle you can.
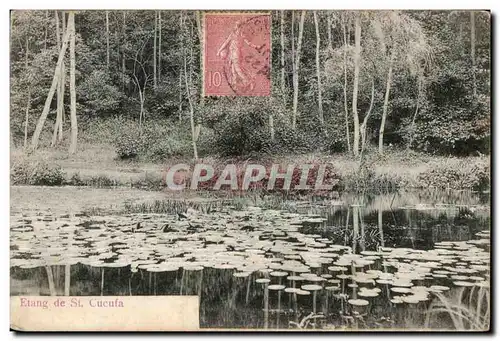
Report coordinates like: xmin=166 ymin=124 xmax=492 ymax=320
xmin=11 ymin=148 xmax=490 ymax=192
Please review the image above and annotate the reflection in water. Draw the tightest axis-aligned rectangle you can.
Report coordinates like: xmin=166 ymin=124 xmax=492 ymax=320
xmin=10 ymin=190 xmax=490 ymax=330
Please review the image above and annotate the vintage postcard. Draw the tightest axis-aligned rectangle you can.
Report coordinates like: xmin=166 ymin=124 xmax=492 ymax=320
xmin=10 ymin=9 xmax=490 ymax=332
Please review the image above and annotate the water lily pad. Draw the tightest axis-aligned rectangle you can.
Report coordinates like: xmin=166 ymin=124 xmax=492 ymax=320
xmin=268 ymin=284 xmax=286 ymax=290
xmin=301 ymin=284 xmax=322 ymax=291
xmin=348 ymin=299 xmax=369 ymax=306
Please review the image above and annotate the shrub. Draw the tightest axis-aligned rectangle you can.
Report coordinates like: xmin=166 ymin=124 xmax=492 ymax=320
xmin=418 ymin=158 xmax=490 ymax=190
xmin=115 ymin=126 xmax=143 ymax=159
xmin=68 ymin=172 xmax=85 ymax=186
xmin=11 ymin=160 xmax=65 ymax=186
xmin=113 ymin=120 xmax=192 ymax=161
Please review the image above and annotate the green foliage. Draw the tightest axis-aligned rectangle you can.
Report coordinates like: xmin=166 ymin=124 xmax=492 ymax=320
xmin=418 ymin=158 xmax=489 ymax=190
xmin=200 ymin=97 xmax=324 ymax=156
xmin=9 ymin=10 xmax=491 ymax=157
xmin=78 ymin=70 xmax=123 ymax=117
xmin=114 ymin=125 xmax=143 ymax=159
xmin=113 ymin=119 xmax=191 ymax=161
xmin=11 ymin=159 xmax=65 ymax=186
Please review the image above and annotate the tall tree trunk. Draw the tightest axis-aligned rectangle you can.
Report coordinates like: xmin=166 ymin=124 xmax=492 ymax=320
xmin=178 ymin=67 xmax=183 ymax=122
xmin=153 ymin=11 xmax=157 ymax=89
xmin=52 ymin=11 xmax=65 ymax=147
xmin=24 ymin=89 xmax=31 ymax=149
xmin=352 ymin=15 xmax=361 ymax=157
xmin=280 ymin=10 xmax=286 ymax=103
xmin=194 ymin=10 xmax=204 ymax=137
xmin=184 ymin=49 xmax=198 ymax=161
xmin=158 ymin=11 xmax=162 ymax=84
xmin=360 ymin=78 xmax=375 ymax=155
xmin=122 ymin=12 xmax=126 ymax=90
xmin=68 ymin=12 xmax=78 ymax=154
xmin=23 ymin=34 xmax=30 ymax=148
xmin=471 ymin=11 xmax=476 ymax=98
xmin=292 ymin=11 xmax=305 ymax=130
xmin=106 ymin=11 xmax=110 ymax=70
xmin=378 ymin=50 xmax=395 ymax=155
xmin=31 ymin=20 xmax=72 ymax=151
xmin=181 ymin=12 xmax=198 ymax=159
xmin=61 ymin=12 xmax=66 ymax=127
xmin=342 ymin=15 xmax=351 ymax=153
xmin=313 ymin=11 xmax=325 ymax=134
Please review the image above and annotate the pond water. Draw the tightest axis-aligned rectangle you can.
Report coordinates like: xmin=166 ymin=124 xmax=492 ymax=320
xmin=10 ymin=189 xmax=491 ymax=331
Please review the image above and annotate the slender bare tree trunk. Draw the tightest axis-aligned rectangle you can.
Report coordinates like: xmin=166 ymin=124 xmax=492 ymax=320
xmin=184 ymin=49 xmax=198 ymax=160
xmin=378 ymin=50 xmax=395 ymax=155
xmin=153 ymin=11 xmax=157 ymax=89
xmin=31 ymin=20 xmax=72 ymax=151
xmin=106 ymin=11 xmax=110 ymax=70
xmin=291 ymin=11 xmax=295 ymax=126
xmin=52 ymin=11 xmax=65 ymax=147
xmin=471 ymin=11 xmax=476 ymax=98
xmin=352 ymin=15 xmax=361 ymax=157
xmin=158 ymin=11 xmax=162 ymax=84
xmin=193 ymin=11 xmax=203 ymax=140
xmin=68 ymin=12 xmax=78 ymax=154
xmin=181 ymin=12 xmax=198 ymax=159
xmin=61 ymin=12 xmax=66 ymax=127
xmin=360 ymin=78 xmax=375 ymax=154
xmin=292 ymin=11 xmax=305 ymax=130
xmin=178 ymin=68 xmax=183 ymax=122
xmin=23 ymin=33 xmax=31 ymax=148
xmin=24 ymin=89 xmax=31 ymax=149
xmin=313 ymin=11 xmax=325 ymax=134
xmin=122 ymin=12 xmax=126 ymax=90
xmin=280 ymin=11 xmax=286 ymax=102
xmin=178 ymin=13 xmax=184 ymax=122
xmin=342 ymin=15 xmax=351 ymax=153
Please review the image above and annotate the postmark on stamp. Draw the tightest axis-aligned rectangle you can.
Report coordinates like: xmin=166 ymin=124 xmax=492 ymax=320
xmin=203 ymin=13 xmax=271 ymax=96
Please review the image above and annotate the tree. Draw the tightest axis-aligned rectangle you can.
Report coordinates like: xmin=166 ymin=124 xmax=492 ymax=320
xmin=280 ymin=10 xmax=286 ymax=104
xmin=106 ymin=11 xmax=110 ymax=70
xmin=23 ymin=26 xmax=31 ymax=148
xmin=30 ymin=16 xmax=72 ymax=151
xmin=153 ymin=11 xmax=157 ymax=89
xmin=341 ymin=13 xmax=351 ymax=153
xmin=374 ymin=11 xmax=432 ymax=154
xmin=351 ymin=14 xmax=361 ymax=157
xmin=180 ymin=11 xmax=198 ymax=159
xmin=471 ymin=11 xmax=476 ymax=98
xmin=51 ymin=11 xmax=65 ymax=147
xmin=68 ymin=12 xmax=77 ymax=154
xmin=313 ymin=11 xmax=326 ymax=135
xmin=158 ymin=11 xmax=162 ymax=83
xmin=291 ymin=11 xmax=306 ymax=130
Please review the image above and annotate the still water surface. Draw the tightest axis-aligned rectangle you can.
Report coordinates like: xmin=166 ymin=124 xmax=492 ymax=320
xmin=10 ymin=189 xmax=490 ymax=330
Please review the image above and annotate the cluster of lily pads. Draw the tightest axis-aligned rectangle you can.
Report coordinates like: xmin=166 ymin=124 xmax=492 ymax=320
xmin=10 ymin=207 xmax=490 ymax=329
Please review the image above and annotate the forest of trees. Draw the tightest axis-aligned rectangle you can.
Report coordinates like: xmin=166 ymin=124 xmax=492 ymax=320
xmin=10 ymin=10 xmax=491 ymax=159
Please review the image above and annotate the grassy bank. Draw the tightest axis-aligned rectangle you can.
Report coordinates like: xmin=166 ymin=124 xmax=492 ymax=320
xmin=10 ymin=142 xmax=490 ymax=192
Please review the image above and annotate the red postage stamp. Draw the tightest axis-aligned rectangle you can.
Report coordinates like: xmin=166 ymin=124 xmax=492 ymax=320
xmin=203 ymin=13 xmax=271 ymax=97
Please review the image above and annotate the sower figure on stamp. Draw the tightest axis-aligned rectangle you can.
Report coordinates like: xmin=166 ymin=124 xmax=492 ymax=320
xmin=216 ymin=20 xmax=263 ymax=92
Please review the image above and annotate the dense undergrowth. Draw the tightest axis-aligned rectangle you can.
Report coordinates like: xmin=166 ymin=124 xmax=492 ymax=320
xmin=10 ymin=118 xmax=490 ymax=192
